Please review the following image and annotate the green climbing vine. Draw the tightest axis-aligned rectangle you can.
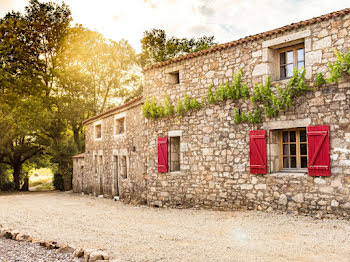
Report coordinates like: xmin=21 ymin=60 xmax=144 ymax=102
xmin=142 ymin=47 xmax=350 ymax=124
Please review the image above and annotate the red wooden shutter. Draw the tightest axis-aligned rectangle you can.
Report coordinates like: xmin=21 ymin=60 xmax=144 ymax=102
xmin=307 ymin=125 xmax=330 ymax=176
xmin=249 ymin=130 xmax=267 ymax=174
xmin=158 ymin=137 xmax=168 ymax=173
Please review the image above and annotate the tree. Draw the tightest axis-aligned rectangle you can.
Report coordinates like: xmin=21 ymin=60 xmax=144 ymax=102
xmin=0 ymin=0 xmax=72 ymax=190
xmin=140 ymin=29 xmax=217 ymax=67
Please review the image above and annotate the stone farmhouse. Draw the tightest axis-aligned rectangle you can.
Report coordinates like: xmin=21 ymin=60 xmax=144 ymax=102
xmin=73 ymin=8 xmax=350 ymax=218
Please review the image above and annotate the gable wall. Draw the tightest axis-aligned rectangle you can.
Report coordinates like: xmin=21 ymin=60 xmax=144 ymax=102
xmin=75 ymin=103 xmax=147 ymax=204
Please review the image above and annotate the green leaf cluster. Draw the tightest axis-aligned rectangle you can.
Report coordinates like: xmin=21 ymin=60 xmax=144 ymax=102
xmin=250 ymin=69 xmax=311 ymax=119
xmin=328 ymin=48 xmax=350 ymax=83
xmin=143 ymin=95 xmax=202 ymax=119
xmin=315 ymin=72 xmax=326 ymax=87
xmin=208 ymin=70 xmax=249 ymax=104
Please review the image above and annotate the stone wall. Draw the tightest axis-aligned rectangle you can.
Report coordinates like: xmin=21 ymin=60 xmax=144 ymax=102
xmin=74 ymin=101 xmax=147 ymax=204
xmin=143 ymin=13 xmax=350 ymax=217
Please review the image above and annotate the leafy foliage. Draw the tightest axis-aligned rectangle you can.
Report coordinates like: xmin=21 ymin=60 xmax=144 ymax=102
xmin=176 ymin=99 xmax=185 ymax=117
xmin=328 ymin=48 xmax=350 ymax=83
xmin=315 ymin=72 xmax=326 ymax=87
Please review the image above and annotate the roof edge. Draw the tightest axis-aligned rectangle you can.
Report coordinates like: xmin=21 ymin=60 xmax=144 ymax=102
xmin=143 ymin=8 xmax=350 ymax=72
xmin=82 ymin=96 xmax=143 ymax=126
xmin=72 ymin=152 xmax=85 ymax=159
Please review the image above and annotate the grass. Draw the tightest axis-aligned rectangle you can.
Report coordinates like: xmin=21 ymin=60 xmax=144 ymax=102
xmin=29 ymin=168 xmax=54 ymax=191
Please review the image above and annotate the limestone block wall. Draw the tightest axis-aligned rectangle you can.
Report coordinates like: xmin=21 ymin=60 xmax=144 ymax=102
xmin=79 ymin=102 xmax=146 ymax=204
xmin=143 ymin=13 xmax=350 ymax=217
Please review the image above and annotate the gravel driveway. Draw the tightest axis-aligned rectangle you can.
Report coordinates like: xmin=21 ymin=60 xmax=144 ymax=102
xmin=0 ymin=192 xmax=349 ymax=262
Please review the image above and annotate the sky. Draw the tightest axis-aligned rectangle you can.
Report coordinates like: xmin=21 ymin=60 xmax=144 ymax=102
xmin=0 ymin=0 xmax=349 ymax=52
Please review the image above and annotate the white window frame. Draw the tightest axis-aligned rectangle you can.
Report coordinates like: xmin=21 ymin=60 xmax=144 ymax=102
xmin=168 ymin=130 xmax=182 ymax=173
xmin=113 ymin=112 xmax=127 ymax=138
xmin=93 ymin=120 xmax=103 ymax=141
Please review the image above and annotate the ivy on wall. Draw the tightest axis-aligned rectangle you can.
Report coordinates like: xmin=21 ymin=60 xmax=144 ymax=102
xmin=142 ymin=48 xmax=350 ymax=124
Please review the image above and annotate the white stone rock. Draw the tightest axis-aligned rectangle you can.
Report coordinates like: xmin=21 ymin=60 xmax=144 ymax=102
xmin=333 ymin=93 xmax=346 ymax=101
xmin=314 ymin=177 xmax=326 ymax=184
xmin=279 ymin=194 xmax=287 ymax=205
xmin=202 ymin=148 xmax=213 ymax=156
xmin=252 ymin=50 xmax=262 ymax=58
xmin=305 ymin=51 xmax=322 ymax=65
xmin=255 ymin=184 xmax=266 ymax=190
xmin=292 ymin=194 xmax=304 ymax=203
xmin=313 ymin=36 xmax=331 ymax=50
xmin=205 ymin=70 xmax=215 ymax=78
xmin=251 ymin=177 xmax=258 ymax=184
xmin=252 ymin=63 xmax=267 ymax=76
xmin=331 ymin=200 xmax=339 ymax=207
xmin=241 ymin=184 xmax=253 ymax=190
xmin=340 ymin=160 xmax=350 ymax=166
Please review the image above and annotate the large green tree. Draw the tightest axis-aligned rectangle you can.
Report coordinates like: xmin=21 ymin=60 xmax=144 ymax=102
xmin=0 ymin=0 xmax=71 ymax=190
xmin=140 ymin=28 xmax=217 ymax=67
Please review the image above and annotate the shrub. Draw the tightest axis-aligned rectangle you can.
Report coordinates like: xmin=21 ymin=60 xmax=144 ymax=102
xmin=0 ymin=182 xmax=15 ymax=191
xmin=53 ymin=172 xmax=64 ymax=191
xmin=176 ymin=99 xmax=185 ymax=116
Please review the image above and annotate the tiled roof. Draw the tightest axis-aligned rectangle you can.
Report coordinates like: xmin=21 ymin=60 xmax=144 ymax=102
xmin=143 ymin=8 xmax=350 ymax=72
xmin=72 ymin=152 xmax=85 ymax=159
xmin=82 ymin=96 xmax=143 ymax=125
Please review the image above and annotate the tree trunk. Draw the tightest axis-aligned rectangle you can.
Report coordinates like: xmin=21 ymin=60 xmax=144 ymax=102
xmin=13 ymin=163 xmax=22 ymax=191
xmin=21 ymin=177 xmax=29 ymax=191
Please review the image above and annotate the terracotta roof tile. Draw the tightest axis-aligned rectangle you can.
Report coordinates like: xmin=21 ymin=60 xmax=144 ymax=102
xmin=143 ymin=8 xmax=350 ymax=72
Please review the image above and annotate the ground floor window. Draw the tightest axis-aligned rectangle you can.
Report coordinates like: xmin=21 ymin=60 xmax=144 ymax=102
xmin=169 ymin=136 xmax=180 ymax=172
xmin=280 ymin=128 xmax=307 ymax=169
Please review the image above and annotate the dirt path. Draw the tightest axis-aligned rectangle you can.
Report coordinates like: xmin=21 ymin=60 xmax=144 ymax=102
xmin=0 ymin=192 xmax=349 ymax=262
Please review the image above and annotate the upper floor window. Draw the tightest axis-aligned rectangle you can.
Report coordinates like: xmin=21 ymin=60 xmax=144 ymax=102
xmin=115 ymin=117 xmax=125 ymax=135
xmin=279 ymin=44 xmax=304 ymax=79
xmin=95 ymin=124 xmax=102 ymax=139
xmin=169 ymin=71 xmax=180 ymax=84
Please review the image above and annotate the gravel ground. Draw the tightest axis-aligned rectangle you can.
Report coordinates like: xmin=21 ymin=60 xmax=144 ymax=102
xmin=0 ymin=237 xmax=82 ymax=262
xmin=0 ymin=192 xmax=349 ymax=262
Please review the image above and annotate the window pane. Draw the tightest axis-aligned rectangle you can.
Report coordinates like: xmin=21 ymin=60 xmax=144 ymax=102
xmin=283 ymin=132 xmax=289 ymax=142
xmin=283 ymin=157 xmax=289 ymax=168
xmin=297 ymin=48 xmax=304 ymax=61
xmin=290 ymin=144 xmax=296 ymax=155
xmin=301 ymin=157 xmax=308 ymax=168
xmin=297 ymin=61 xmax=304 ymax=70
xmin=280 ymin=66 xmax=286 ymax=78
xmin=286 ymin=64 xmax=294 ymax=77
xmin=280 ymin=52 xmax=286 ymax=64
xmin=291 ymin=157 xmax=296 ymax=168
xmin=300 ymin=143 xmax=307 ymax=155
xmin=283 ymin=144 xmax=289 ymax=155
xmin=300 ymin=130 xmax=306 ymax=142
xmin=290 ymin=131 xmax=296 ymax=142
xmin=286 ymin=51 xmax=294 ymax=63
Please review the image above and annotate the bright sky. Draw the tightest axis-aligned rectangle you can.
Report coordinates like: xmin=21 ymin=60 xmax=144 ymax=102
xmin=0 ymin=0 xmax=349 ymax=52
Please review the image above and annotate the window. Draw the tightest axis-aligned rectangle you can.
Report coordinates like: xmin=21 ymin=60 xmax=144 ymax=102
xmin=169 ymin=71 xmax=180 ymax=84
xmin=169 ymin=136 xmax=180 ymax=172
xmin=280 ymin=128 xmax=308 ymax=169
xmin=95 ymin=124 xmax=102 ymax=139
xmin=279 ymin=44 xmax=304 ymax=79
xmin=115 ymin=118 xmax=125 ymax=135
